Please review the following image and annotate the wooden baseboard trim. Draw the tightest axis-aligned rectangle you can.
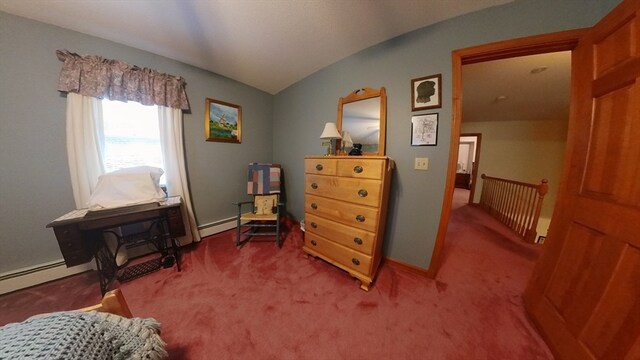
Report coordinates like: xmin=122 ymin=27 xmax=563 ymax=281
xmin=382 ymin=257 xmax=431 ymax=278
xmin=197 ymin=216 xmax=238 ymax=238
xmin=0 ymin=260 xmax=94 ymax=295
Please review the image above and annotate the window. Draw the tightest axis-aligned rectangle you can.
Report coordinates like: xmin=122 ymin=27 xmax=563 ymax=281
xmin=101 ymin=99 xmax=165 ymax=183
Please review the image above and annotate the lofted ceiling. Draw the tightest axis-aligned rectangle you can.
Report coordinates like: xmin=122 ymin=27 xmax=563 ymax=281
xmin=462 ymin=52 xmax=572 ymax=123
xmin=0 ymin=0 xmax=512 ymax=94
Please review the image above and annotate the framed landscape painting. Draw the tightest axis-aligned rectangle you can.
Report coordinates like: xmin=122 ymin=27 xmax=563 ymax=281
xmin=205 ymin=98 xmax=241 ymax=143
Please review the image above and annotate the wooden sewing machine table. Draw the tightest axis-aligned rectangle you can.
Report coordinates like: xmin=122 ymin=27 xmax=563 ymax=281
xmin=47 ymin=196 xmax=185 ymax=294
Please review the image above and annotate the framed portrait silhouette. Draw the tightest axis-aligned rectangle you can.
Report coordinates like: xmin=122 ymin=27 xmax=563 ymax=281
xmin=411 ymin=74 xmax=442 ymax=111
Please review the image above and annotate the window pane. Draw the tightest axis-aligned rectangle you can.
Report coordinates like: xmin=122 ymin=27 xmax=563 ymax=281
xmin=102 ymin=100 xmax=164 ymax=182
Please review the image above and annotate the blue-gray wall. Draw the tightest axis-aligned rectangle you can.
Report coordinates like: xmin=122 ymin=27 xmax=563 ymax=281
xmin=272 ymin=0 xmax=620 ymax=268
xmin=0 ymin=12 xmax=273 ymax=274
xmin=0 ymin=0 xmax=620 ymax=275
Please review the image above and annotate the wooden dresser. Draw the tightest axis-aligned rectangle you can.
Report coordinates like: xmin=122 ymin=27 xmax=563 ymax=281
xmin=303 ymin=156 xmax=393 ymax=290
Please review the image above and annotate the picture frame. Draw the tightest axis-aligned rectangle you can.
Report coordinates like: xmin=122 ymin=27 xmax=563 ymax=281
xmin=411 ymin=113 xmax=438 ymax=146
xmin=411 ymin=74 xmax=442 ymax=111
xmin=205 ymin=98 xmax=241 ymax=143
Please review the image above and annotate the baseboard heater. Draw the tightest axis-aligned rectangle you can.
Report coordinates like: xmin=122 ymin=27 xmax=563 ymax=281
xmin=0 ymin=260 xmax=94 ymax=295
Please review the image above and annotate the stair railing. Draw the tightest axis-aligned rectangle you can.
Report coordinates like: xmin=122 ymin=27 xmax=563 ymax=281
xmin=479 ymin=174 xmax=549 ymax=243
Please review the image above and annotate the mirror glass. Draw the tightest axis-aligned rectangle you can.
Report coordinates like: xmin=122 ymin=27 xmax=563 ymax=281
xmin=337 ymin=87 xmax=386 ymax=156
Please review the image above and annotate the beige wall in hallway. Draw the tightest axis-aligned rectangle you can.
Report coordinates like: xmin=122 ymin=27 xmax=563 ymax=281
xmin=461 ymin=119 xmax=568 ymax=238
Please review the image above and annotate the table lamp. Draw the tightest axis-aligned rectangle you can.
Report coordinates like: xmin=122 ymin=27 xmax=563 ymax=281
xmin=341 ymin=130 xmax=353 ymax=154
xmin=320 ymin=122 xmax=342 ymax=156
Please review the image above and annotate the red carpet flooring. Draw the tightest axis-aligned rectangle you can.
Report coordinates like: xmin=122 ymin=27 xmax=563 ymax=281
xmin=0 ymin=189 xmax=553 ymax=359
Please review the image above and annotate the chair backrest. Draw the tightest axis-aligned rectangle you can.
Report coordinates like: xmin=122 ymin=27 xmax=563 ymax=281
xmin=247 ymin=163 xmax=281 ymax=195
xmin=253 ymin=194 xmax=279 ymax=215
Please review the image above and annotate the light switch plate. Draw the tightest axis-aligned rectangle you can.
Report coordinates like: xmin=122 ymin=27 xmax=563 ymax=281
xmin=415 ymin=157 xmax=428 ymax=170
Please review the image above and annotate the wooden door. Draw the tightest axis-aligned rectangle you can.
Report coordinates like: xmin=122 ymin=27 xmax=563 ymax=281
xmin=524 ymin=1 xmax=640 ymax=359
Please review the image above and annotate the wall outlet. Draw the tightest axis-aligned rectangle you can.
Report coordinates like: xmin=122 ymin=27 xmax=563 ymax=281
xmin=415 ymin=157 xmax=428 ymax=170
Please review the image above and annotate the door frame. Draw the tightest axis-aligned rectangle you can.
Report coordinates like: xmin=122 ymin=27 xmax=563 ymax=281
xmin=459 ymin=133 xmax=482 ymax=203
xmin=426 ymin=29 xmax=587 ymax=278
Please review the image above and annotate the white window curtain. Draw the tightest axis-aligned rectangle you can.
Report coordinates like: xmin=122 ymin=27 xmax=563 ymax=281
xmin=66 ymin=93 xmax=105 ymax=209
xmin=158 ymin=105 xmax=201 ymax=243
xmin=65 ymin=94 xmax=200 ymax=244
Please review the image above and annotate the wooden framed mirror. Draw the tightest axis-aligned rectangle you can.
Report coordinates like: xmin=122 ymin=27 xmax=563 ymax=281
xmin=337 ymin=87 xmax=387 ymax=156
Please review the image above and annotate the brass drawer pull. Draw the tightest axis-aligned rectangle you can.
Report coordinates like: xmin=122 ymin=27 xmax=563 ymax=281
xmin=316 ymin=164 xmax=323 ymax=171
xmin=356 ymin=215 xmax=365 ymax=222
xmin=353 ymin=237 xmax=363 ymax=245
xmin=311 ymin=183 xmax=318 ymax=189
xmin=310 ymin=240 xmax=317 ymax=246
xmin=358 ymin=189 xmax=368 ymax=197
xmin=353 ymin=165 xmax=363 ymax=173
xmin=352 ymin=258 xmax=360 ymax=266
xmin=311 ymin=222 xmax=317 ymax=228
xmin=311 ymin=203 xmax=317 ymax=210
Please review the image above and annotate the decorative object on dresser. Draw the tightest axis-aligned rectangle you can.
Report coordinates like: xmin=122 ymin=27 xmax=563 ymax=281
xmin=303 ymin=156 xmax=393 ymax=291
xmin=348 ymin=143 xmax=363 ymax=156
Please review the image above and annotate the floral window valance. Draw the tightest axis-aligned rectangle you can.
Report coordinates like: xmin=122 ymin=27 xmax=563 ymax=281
xmin=56 ymin=50 xmax=190 ymax=110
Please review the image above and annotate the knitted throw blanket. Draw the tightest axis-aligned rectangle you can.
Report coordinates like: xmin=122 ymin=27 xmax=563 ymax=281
xmin=0 ymin=311 xmax=167 ymax=359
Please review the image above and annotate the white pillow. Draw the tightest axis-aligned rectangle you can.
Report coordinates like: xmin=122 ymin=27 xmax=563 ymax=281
xmin=87 ymin=166 xmax=166 ymax=210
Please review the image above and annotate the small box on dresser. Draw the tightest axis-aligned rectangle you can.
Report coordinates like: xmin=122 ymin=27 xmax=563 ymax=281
xmin=302 ymin=156 xmax=393 ymax=291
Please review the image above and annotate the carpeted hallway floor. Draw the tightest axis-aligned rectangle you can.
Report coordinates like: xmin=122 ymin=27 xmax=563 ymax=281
xmin=0 ymin=189 xmax=553 ymax=359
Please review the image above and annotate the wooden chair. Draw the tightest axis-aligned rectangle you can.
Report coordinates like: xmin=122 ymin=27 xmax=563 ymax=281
xmin=235 ymin=164 xmax=283 ymax=247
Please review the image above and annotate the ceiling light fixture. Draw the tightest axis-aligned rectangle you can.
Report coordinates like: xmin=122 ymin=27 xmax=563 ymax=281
xmin=530 ymin=66 xmax=548 ymax=74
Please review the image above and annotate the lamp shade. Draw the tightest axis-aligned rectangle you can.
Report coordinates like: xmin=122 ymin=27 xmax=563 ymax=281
xmin=342 ymin=130 xmax=354 ymax=147
xmin=319 ymin=122 xmax=341 ymax=139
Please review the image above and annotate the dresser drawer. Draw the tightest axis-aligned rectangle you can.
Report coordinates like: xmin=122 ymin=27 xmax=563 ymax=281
xmin=305 ymin=175 xmax=381 ymax=207
xmin=305 ymin=232 xmax=372 ymax=275
xmin=305 ymin=194 xmax=379 ymax=232
xmin=336 ymin=159 xmax=384 ymax=180
xmin=305 ymin=158 xmax=337 ymax=176
xmin=305 ymin=213 xmax=375 ymax=255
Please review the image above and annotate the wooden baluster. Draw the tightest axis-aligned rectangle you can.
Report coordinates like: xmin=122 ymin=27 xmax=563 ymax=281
xmin=479 ymin=174 xmax=549 ymax=243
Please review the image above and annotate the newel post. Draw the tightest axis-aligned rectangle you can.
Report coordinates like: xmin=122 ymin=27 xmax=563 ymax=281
xmin=525 ymin=179 xmax=549 ymax=243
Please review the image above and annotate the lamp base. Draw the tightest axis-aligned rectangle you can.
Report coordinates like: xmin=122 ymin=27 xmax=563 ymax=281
xmin=322 ymin=140 xmax=334 ymax=156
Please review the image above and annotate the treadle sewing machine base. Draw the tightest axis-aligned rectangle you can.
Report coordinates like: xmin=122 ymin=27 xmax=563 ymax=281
xmin=47 ymin=196 xmax=186 ymax=295
xmin=116 ymin=253 xmax=178 ymax=281
xmin=94 ymin=215 xmax=182 ymax=294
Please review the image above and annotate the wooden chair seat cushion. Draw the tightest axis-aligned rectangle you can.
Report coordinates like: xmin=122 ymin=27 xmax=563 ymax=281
xmin=240 ymin=213 xmax=278 ymax=221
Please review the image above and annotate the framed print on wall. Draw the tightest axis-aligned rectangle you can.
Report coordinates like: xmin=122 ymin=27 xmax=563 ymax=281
xmin=411 ymin=113 xmax=438 ymax=146
xmin=205 ymin=98 xmax=241 ymax=143
xmin=411 ymin=74 xmax=442 ymax=111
